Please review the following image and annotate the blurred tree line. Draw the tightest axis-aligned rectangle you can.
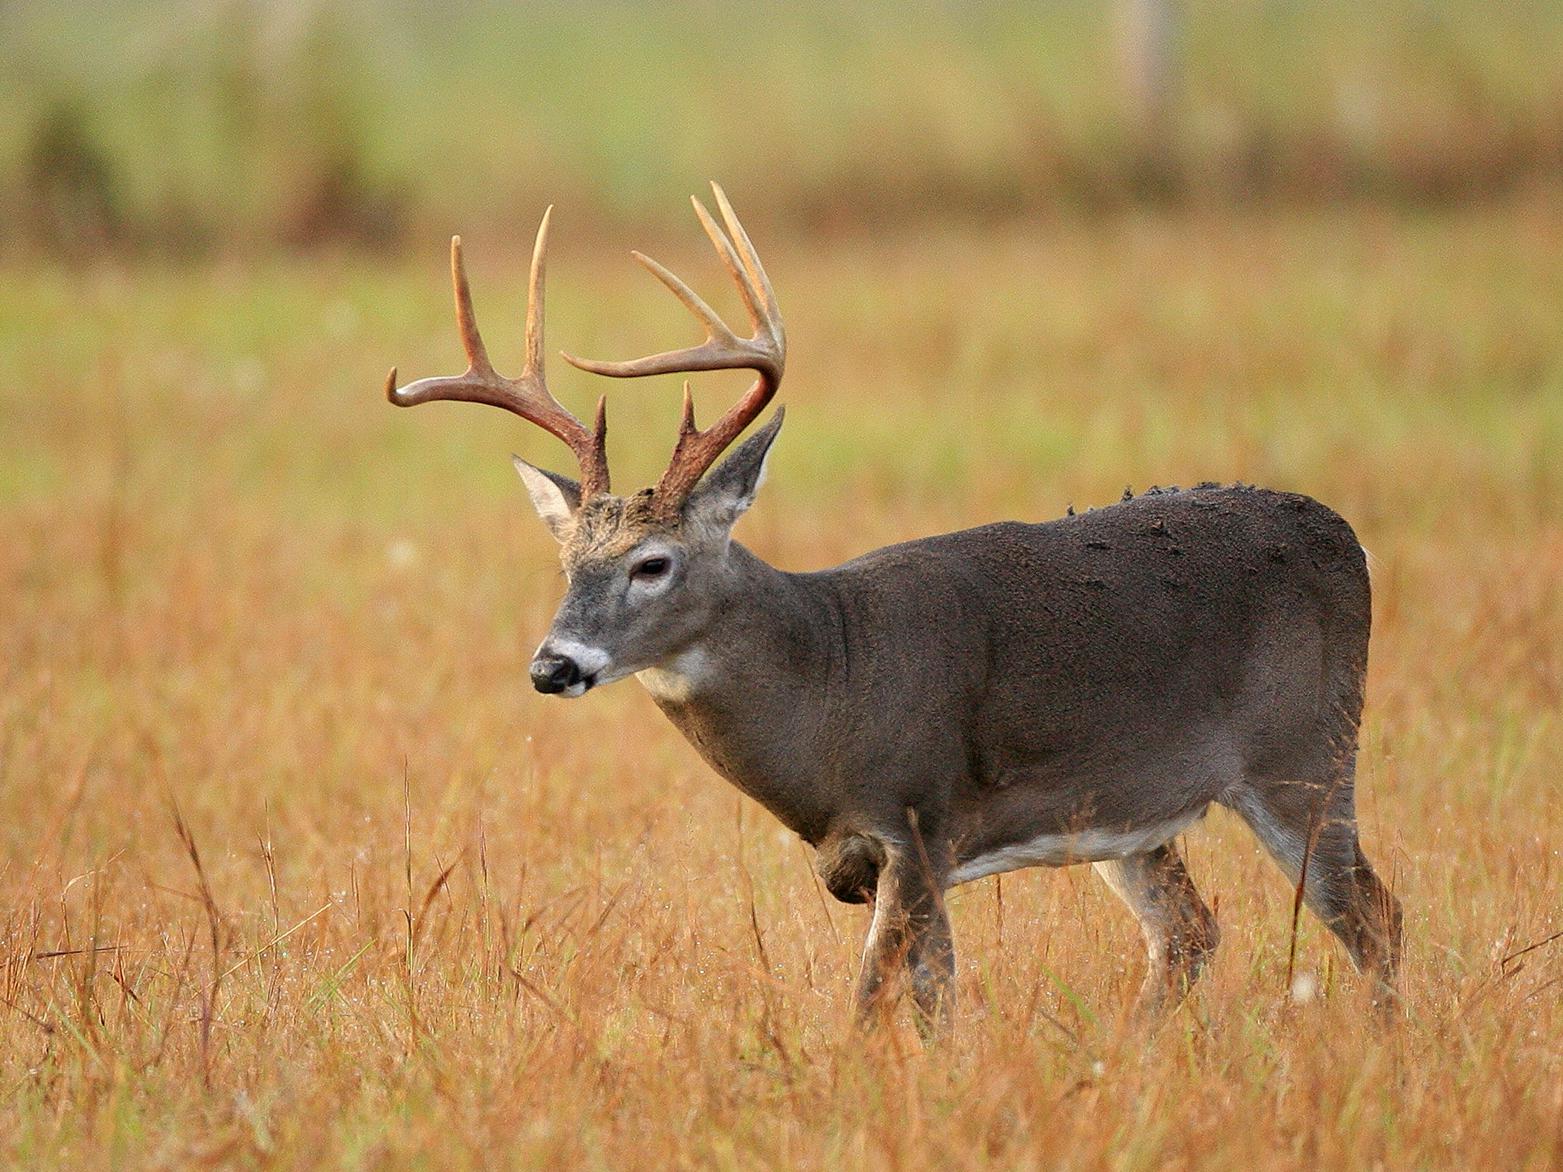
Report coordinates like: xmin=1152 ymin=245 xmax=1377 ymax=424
xmin=2 ymin=0 xmax=1560 ymax=257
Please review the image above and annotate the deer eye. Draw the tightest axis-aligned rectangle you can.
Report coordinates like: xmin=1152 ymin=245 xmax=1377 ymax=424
xmin=631 ymin=556 xmax=670 ymax=581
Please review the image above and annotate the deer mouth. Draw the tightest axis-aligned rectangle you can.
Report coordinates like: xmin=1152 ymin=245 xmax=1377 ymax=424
xmin=560 ymin=663 xmax=649 ymax=698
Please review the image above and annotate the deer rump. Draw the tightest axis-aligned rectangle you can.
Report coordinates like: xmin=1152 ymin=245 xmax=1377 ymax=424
xmin=789 ymin=483 xmax=1370 ymax=896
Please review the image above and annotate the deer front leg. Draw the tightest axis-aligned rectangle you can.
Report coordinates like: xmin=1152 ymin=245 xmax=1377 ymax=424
xmin=854 ymin=841 xmax=955 ymax=1036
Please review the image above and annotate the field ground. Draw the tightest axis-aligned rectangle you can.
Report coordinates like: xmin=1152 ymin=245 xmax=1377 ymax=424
xmin=1 ymin=195 xmax=1560 ymax=1166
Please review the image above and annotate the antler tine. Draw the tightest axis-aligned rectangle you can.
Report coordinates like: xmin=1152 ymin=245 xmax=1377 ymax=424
xmin=452 ymin=235 xmax=493 ymax=374
xmin=689 ymin=196 xmax=763 ymax=332
xmin=386 ymin=209 xmax=610 ymax=498
xmin=711 ymin=182 xmax=780 ymax=323
xmin=561 ymin=183 xmax=784 ymax=512
xmin=524 ymin=206 xmax=549 ymax=376
xmin=631 ymin=250 xmax=731 ymax=346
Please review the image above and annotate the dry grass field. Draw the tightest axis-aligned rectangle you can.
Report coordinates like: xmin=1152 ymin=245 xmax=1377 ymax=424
xmin=2 ymin=192 xmax=1561 ymax=1166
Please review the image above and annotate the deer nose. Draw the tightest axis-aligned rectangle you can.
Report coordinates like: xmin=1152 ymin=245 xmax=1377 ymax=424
xmin=530 ymin=654 xmax=582 ymax=694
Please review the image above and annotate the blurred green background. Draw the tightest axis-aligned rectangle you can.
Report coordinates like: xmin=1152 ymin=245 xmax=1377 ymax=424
xmin=4 ymin=0 xmax=1562 ymax=255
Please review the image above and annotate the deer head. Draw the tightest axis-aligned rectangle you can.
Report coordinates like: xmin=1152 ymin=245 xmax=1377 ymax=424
xmin=386 ymin=184 xmax=786 ymax=696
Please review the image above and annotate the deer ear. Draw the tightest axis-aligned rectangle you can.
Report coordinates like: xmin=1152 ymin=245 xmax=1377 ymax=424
xmin=684 ymin=407 xmax=783 ymax=535
xmin=512 ymin=456 xmax=581 ymax=541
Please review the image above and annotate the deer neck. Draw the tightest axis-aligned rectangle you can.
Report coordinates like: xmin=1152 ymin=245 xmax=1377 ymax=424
xmin=635 ymin=542 xmax=841 ymax=842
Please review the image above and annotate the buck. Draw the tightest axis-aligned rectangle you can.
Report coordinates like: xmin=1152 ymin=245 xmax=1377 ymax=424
xmin=386 ymin=185 xmax=1402 ymax=1029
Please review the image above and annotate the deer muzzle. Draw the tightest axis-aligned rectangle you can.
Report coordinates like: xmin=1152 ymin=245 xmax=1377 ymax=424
xmin=529 ymin=640 xmax=613 ymax=697
xmin=530 ymin=654 xmax=583 ymax=694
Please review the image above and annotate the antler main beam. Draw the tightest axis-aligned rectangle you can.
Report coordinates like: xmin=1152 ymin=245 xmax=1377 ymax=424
xmin=564 ymin=183 xmax=784 ymax=512
xmin=386 ymin=209 xmax=611 ymax=499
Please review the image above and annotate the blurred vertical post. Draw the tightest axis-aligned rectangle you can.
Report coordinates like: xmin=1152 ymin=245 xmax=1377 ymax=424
xmin=1116 ymin=0 xmax=1184 ymax=196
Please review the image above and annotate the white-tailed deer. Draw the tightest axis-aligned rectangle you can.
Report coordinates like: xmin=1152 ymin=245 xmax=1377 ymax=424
xmin=386 ymin=185 xmax=1401 ymax=1029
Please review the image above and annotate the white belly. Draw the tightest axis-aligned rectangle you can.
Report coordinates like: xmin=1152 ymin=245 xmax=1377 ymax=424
xmin=948 ymin=809 xmax=1203 ymax=886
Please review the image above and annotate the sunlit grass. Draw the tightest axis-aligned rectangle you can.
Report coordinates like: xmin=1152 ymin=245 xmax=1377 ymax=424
xmin=1 ymin=198 xmax=1559 ymax=1165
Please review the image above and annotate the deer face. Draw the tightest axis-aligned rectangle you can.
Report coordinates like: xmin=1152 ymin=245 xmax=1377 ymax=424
xmin=386 ymin=185 xmax=785 ymax=698
xmin=516 ymin=411 xmax=781 ymax=697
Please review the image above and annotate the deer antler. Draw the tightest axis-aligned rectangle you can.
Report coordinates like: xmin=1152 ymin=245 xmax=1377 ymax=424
xmin=386 ymin=208 xmax=611 ymax=499
xmin=564 ymin=183 xmax=784 ymax=512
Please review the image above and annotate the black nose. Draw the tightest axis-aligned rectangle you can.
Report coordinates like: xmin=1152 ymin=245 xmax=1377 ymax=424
xmin=530 ymin=655 xmax=581 ymax=694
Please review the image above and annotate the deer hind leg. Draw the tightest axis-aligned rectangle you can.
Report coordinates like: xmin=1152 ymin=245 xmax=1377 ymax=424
xmin=1093 ymin=841 xmax=1220 ymax=1019
xmin=1225 ymin=772 xmax=1402 ymax=1005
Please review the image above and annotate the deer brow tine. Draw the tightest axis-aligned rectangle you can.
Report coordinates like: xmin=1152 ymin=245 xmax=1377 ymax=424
xmin=449 ymin=236 xmax=492 ymax=374
xmin=524 ymin=207 xmax=553 ymax=376
xmin=709 ymin=183 xmax=778 ymax=322
xmin=631 ymin=250 xmax=729 ymax=339
xmin=690 ymin=197 xmax=763 ymax=331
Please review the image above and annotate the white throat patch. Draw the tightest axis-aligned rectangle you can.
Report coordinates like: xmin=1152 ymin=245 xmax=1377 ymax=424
xmin=637 ymin=647 xmax=714 ymax=703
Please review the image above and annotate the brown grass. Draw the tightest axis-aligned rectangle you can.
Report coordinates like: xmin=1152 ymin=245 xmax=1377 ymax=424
xmin=0 ymin=196 xmax=1559 ymax=1166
